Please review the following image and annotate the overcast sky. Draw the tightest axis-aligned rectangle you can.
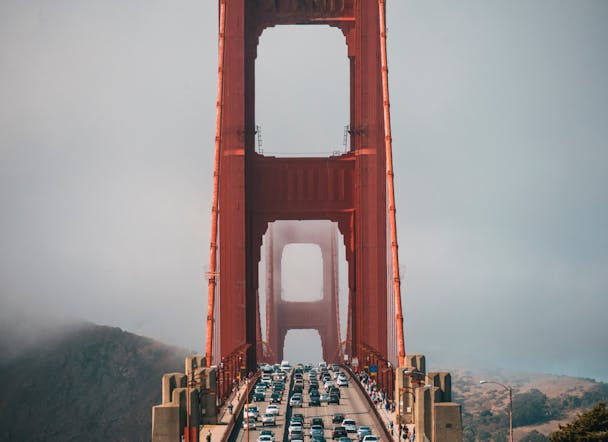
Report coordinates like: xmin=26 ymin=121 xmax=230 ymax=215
xmin=1 ymin=1 xmax=607 ymax=381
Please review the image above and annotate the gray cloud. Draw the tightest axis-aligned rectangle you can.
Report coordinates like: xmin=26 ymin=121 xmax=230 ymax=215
xmin=1 ymin=1 xmax=607 ymax=381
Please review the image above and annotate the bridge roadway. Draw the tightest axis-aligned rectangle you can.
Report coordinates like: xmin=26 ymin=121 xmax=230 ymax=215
xmin=231 ymin=366 xmax=388 ymax=441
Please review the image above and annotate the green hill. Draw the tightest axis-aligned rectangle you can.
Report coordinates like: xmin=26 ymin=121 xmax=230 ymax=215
xmin=0 ymin=322 xmax=187 ymax=442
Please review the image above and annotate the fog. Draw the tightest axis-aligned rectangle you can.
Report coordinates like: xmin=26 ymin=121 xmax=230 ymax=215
xmin=1 ymin=1 xmax=607 ymax=381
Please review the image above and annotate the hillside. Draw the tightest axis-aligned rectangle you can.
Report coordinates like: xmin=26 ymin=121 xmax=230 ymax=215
xmin=1 ymin=321 xmax=605 ymax=442
xmin=451 ymin=368 xmax=608 ymax=441
xmin=0 ymin=322 xmax=187 ymax=442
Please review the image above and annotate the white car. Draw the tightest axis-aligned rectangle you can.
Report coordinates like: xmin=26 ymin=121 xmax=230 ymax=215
xmin=243 ymin=417 xmax=257 ymax=430
xmin=288 ymin=422 xmax=303 ymax=434
xmin=261 ymin=375 xmax=273 ymax=385
xmin=289 ymin=393 xmax=303 ymax=407
xmin=362 ymin=436 xmax=379 ymax=442
xmin=337 ymin=378 xmax=348 ymax=387
xmin=342 ymin=419 xmax=357 ymax=433
xmin=265 ymin=404 xmax=280 ymax=416
xmin=257 ymin=436 xmax=274 ymax=442
xmin=258 ymin=430 xmax=275 ymax=441
xmin=244 ymin=405 xmax=259 ymax=419
xmin=262 ymin=413 xmax=276 ymax=426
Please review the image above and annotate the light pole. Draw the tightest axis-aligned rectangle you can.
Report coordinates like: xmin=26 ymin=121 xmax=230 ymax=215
xmin=480 ymin=380 xmax=513 ymax=442
xmin=403 ymin=369 xmax=435 ymax=387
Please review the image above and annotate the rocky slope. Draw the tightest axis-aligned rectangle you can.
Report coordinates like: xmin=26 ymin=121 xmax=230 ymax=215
xmin=0 ymin=322 xmax=187 ymax=442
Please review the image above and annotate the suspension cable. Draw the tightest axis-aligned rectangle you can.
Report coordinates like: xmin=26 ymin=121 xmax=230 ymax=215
xmin=378 ymin=0 xmax=406 ymax=366
xmin=205 ymin=0 xmax=227 ymax=366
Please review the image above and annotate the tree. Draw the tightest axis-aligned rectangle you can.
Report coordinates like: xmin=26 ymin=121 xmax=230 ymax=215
xmin=514 ymin=388 xmax=551 ymax=426
xmin=550 ymin=402 xmax=608 ymax=442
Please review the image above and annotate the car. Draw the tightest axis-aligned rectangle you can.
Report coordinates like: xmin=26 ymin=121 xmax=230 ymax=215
xmin=262 ymin=413 xmax=276 ymax=426
xmin=259 ymin=430 xmax=275 ymax=441
xmin=337 ymin=378 xmax=348 ymax=387
xmin=256 ymin=436 xmax=274 ymax=442
xmin=342 ymin=419 xmax=357 ymax=433
xmin=357 ymin=425 xmax=372 ymax=439
xmin=253 ymin=392 xmax=266 ymax=402
xmin=332 ymin=413 xmax=345 ymax=424
xmin=331 ymin=426 xmax=347 ymax=439
xmin=329 ymin=387 xmax=341 ymax=398
xmin=362 ymin=437 xmax=379 ymax=442
xmin=320 ymin=393 xmax=331 ymax=403
xmin=270 ymin=393 xmax=282 ymax=403
xmin=311 ymin=417 xmax=324 ymax=428
xmin=311 ymin=424 xmax=324 ymax=438
xmin=289 ymin=430 xmax=305 ymax=441
xmin=292 ymin=413 xmax=305 ymax=424
xmin=337 ymin=438 xmax=351 ymax=442
xmin=265 ymin=405 xmax=280 ymax=416
xmin=244 ymin=405 xmax=259 ymax=419
xmin=328 ymin=393 xmax=340 ymax=404
xmin=290 ymin=393 xmax=303 ymax=407
xmin=311 ymin=437 xmax=327 ymax=442
xmin=243 ymin=417 xmax=257 ymax=430
xmin=309 ymin=397 xmax=321 ymax=406
xmin=288 ymin=422 xmax=303 ymax=434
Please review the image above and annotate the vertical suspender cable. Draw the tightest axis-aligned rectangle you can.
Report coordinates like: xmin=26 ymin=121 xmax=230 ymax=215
xmin=205 ymin=0 xmax=227 ymax=366
xmin=378 ymin=0 xmax=406 ymax=366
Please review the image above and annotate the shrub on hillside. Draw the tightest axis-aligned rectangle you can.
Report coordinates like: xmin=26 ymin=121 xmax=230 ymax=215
xmin=550 ymin=402 xmax=608 ymax=442
xmin=520 ymin=430 xmax=549 ymax=442
xmin=513 ymin=389 xmax=553 ymax=426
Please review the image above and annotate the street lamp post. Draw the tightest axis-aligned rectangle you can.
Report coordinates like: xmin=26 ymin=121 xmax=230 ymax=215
xmin=403 ymin=369 xmax=435 ymax=387
xmin=480 ymin=380 xmax=513 ymax=442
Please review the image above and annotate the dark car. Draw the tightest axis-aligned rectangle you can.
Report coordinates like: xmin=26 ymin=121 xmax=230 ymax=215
xmin=328 ymin=394 xmax=340 ymax=404
xmin=311 ymin=417 xmax=325 ymax=428
xmin=329 ymin=387 xmax=341 ymax=398
xmin=332 ymin=426 xmax=347 ymax=439
xmin=332 ymin=413 xmax=345 ymax=424
xmin=292 ymin=414 xmax=305 ymax=424
xmin=309 ymin=397 xmax=321 ymax=407
xmin=270 ymin=393 xmax=282 ymax=403
xmin=253 ymin=392 xmax=265 ymax=402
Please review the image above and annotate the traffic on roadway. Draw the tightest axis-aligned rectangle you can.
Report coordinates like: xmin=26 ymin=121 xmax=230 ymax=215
xmin=232 ymin=362 xmax=385 ymax=441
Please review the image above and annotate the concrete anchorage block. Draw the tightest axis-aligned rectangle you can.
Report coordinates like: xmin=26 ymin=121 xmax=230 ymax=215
xmin=152 ymin=403 xmax=180 ymax=442
xmin=162 ymin=373 xmax=187 ymax=404
xmin=427 ymin=371 xmax=452 ymax=402
xmin=433 ymin=403 xmax=463 ymax=442
xmin=185 ymin=355 xmax=206 ymax=375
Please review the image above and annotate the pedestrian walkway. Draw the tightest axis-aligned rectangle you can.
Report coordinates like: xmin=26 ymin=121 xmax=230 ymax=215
xmin=199 ymin=381 xmax=249 ymax=441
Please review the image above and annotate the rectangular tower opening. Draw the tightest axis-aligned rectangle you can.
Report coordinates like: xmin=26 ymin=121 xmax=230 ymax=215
xmin=258 ymin=220 xmax=348 ymax=360
xmin=283 ymin=329 xmax=323 ymax=364
xmin=256 ymin=25 xmax=349 ymax=157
